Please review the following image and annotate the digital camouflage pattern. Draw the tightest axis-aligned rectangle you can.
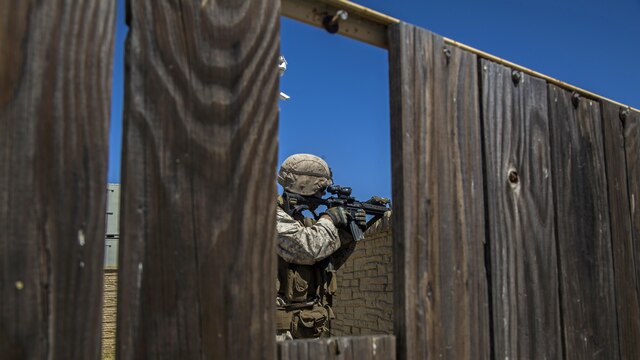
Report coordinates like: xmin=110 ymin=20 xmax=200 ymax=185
xmin=276 ymin=207 xmax=340 ymax=265
xmin=277 ymin=154 xmax=333 ymax=196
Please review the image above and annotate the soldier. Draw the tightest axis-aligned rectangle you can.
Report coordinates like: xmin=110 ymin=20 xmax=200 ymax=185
xmin=275 ymin=154 xmax=364 ymax=340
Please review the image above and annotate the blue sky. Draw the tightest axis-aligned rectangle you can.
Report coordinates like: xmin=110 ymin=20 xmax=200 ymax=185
xmin=109 ymin=0 xmax=640 ymax=201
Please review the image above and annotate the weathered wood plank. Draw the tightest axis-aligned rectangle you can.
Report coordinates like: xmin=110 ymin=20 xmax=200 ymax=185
xmin=353 ymin=336 xmax=372 ymax=360
xmin=480 ymin=60 xmax=562 ymax=359
xmin=0 ymin=1 xmax=115 ymax=358
xmin=547 ymin=85 xmax=619 ymax=359
xmin=371 ymin=335 xmax=395 ymax=360
xmin=276 ymin=336 xmax=395 ymax=360
xmin=117 ymin=0 xmax=279 ymax=358
xmin=388 ymin=22 xmax=490 ymax=360
xmin=625 ymin=109 xmax=640 ymax=289
xmin=602 ymin=102 xmax=640 ymax=359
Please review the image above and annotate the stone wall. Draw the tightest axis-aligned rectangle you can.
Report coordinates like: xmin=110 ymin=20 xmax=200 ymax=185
xmin=331 ymin=213 xmax=393 ymax=336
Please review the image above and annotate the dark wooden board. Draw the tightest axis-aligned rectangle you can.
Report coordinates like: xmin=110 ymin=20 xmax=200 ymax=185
xmin=624 ymin=109 xmax=640 ymax=295
xmin=480 ymin=60 xmax=562 ymax=359
xmin=388 ymin=23 xmax=490 ymax=360
xmin=276 ymin=336 xmax=395 ymax=360
xmin=117 ymin=0 xmax=279 ymax=358
xmin=547 ymin=85 xmax=619 ymax=359
xmin=0 ymin=1 xmax=115 ymax=359
xmin=601 ymin=101 xmax=640 ymax=359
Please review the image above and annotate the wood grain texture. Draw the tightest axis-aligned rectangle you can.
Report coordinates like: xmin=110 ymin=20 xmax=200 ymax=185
xmin=624 ymin=109 xmax=640 ymax=291
xmin=625 ymin=109 xmax=640 ymax=291
xmin=117 ymin=0 xmax=279 ymax=359
xmin=0 ymin=1 xmax=115 ymax=359
xmin=480 ymin=60 xmax=562 ymax=359
xmin=277 ymin=336 xmax=395 ymax=360
xmin=548 ymin=85 xmax=620 ymax=360
xmin=601 ymin=102 xmax=640 ymax=359
xmin=388 ymin=22 xmax=490 ymax=360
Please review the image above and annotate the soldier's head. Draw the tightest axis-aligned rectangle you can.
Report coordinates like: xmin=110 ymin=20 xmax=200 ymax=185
xmin=277 ymin=154 xmax=333 ymax=197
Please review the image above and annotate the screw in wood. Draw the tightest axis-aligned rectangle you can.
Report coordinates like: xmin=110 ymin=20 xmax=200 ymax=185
xmin=322 ymin=10 xmax=348 ymax=34
xmin=443 ymin=47 xmax=452 ymax=64
xmin=571 ymin=92 xmax=581 ymax=108
xmin=511 ymin=70 xmax=522 ymax=85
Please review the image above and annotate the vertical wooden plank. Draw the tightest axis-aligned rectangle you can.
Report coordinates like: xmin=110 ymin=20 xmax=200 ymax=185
xmin=622 ymin=108 xmax=640 ymax=357
xmin=296 ymin=340 xmax=310 ymax=360
xmin=548 ymin=85 xmax=620 ymax=359
xmin=372 ymin=335 xmax=396 ymax=360
xmin=602 ymin=102 xmax=640 ymax=359
xmin=276 ymin=335 xmax=395 ymax=360
xmin=338 ymin=337 xmax=354 ymax=360
xmin=117 ymin=0 xmax=279 ymax=359
xmin=307 ymin=339 xmax=331 ymax=360
xmin=624 ymin=109 xmax=640 ymax=287
xmin=388 ymin=23 xmax=490 ymax=360
xmin=480 ymin=60 xmax=562 ymax=359
xmin=353 ymin=336 xmax=373 ymax=360
xmin=278 ymin=340 xmax=290 ymax=360
xmin=0 ymin=1 xmax=115 ymax=359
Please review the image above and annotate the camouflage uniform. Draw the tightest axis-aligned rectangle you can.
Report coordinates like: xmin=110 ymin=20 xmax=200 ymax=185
xmin=276 ymin=207 xmax=341 ymax=265
xmin=274 ymin=154 xmax=355 ymax=340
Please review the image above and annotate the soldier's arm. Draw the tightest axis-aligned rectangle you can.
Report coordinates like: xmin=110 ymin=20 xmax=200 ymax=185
xmin=276 ymin=207 xmax=341 ymax=265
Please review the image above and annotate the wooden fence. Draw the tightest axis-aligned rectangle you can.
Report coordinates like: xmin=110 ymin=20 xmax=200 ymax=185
xmin=1 ymin=1 xmax=639 ymax=360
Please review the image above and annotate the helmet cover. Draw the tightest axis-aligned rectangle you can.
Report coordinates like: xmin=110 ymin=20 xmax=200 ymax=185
xmin=277 ymin=154 xmax=333 ymax=196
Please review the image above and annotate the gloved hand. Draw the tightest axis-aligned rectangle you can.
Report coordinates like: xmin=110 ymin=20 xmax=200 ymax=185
xmin=324 ymin=207 xmax=348 ymax=228
xmin=353 ymin=209 xmax=367 ymax=229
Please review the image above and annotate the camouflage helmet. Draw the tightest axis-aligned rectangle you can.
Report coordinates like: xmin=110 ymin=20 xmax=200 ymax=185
xmin=278 ymin=154 xmax=333 ymax=196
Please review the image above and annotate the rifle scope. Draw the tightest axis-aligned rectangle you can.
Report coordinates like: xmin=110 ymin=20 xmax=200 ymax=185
xmin=327 ymin=185 xmax=352 ymax=197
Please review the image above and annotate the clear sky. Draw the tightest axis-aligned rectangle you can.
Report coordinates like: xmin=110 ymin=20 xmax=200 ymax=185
xmin=109 ymin=0 xmax=640 ymax=202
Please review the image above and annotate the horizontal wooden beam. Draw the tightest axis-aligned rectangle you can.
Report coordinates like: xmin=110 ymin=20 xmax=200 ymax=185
xmin=281 ymin=0 xmax=398 ymax=48
xmin=281 ymin=0 xmax=638 ymax=112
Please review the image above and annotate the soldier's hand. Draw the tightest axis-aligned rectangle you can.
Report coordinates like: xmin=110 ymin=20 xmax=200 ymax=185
xmin=324 ymin=207 xmax=348 ymax=228
xmin=353 ymin=209 xmax=367 ymax=229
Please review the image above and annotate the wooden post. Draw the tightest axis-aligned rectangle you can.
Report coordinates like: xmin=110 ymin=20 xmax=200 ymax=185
xmin=480 ymin=60 xmax=562 ymax=359
xmin=116 ymin=0 xmax=280 ymax=358
xmin=0 ymin=1 xmax=115 ymax=358
xmin=388 ymin=22 xmax=490 ymax=360
xmin=548 ymin=86 xmax=620 ymax=359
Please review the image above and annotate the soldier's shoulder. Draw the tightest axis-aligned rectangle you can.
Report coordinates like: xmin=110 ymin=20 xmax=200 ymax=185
xmin=276 ymin=205 xmax=291 ymax=220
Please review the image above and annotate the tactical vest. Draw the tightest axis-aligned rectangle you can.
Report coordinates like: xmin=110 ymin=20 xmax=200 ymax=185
xmin=276 ymin=213 xmax=338 ymax=339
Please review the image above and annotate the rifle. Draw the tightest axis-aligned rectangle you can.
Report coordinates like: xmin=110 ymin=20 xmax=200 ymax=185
xmin=282 ymin=185 xmax=391 ymax=241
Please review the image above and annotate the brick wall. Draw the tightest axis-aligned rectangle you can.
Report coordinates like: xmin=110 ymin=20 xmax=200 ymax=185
xmin=331 ymin=213 xmax=393 ymax=336
xmin=102 ymin=269 xmax=118 ymax=360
